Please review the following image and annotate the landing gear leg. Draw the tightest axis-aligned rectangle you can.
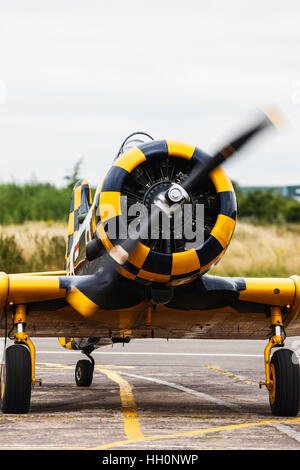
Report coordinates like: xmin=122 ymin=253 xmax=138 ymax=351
xmin=1 ymin=305 xmax=41 ymax=414
xmin=75 ymin=346 xmax=95 ymax=387
xmin=260 ymin=306 xmax=300 ymax=416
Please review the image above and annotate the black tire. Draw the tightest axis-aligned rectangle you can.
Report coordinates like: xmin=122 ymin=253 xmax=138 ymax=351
xmin=269 ymin=348 xmax=300 ymax=417
xmin=1 ymin=344 xmax=32 ymax=414
xmin=75 ymin=360 xmax=93 ymax=387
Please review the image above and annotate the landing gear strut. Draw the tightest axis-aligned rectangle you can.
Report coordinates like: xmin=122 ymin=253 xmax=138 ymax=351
xmin=1 ymin=305 xmax=41 ymax=414
xmin=75 ymin=347 xmax=95 ymax=387
xmin=260 ymin=306 xmax=300 ymax=416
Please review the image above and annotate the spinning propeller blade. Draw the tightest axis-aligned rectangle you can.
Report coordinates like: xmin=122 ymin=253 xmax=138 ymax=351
xmin=181 ymin=108 xmax=284 ymax=195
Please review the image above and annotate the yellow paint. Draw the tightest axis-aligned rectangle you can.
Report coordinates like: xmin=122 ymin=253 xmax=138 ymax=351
xmin=239 ymin=278 xmax=296 ymax=306
xmin=92 ymin=417 xmax=300 ymax=450
xmin=204 ymin=365 xmax=258 ymax=387
xmin=58 ymin=337 xmax=74 ymax=350
xmin=210 ymin=214 xmax=236 ymax=249
xmin=138 ymin=269 xmax=170 ymax=283
xmin=8 ymin=275 xmax=65 ymax=304
xmin=96 ymin=223 xmax=113 ymax=252
xmin=66 ymin=287 xmax=98 ymax=318
xmin=286 ymin=275 xmax=300 ymax=327
xmin=0 ymin=273 xmax=9 ymax=314
xmin=99 ymin=192 xmax=121 ymax=223
xmin=67 ymin=211 xmax=74 ymax=235
xmin=209 ymin=166 xmax=234 ymax=193
xmin=74 ymin=186 xmax=82 ymax=211
xmin=171 ymin=249 xmax=200 ymax=276
xmin=14 ymin=331 xmax=40 ymax=386
xmin=13 ymin=271 xmax=66 ymax=277
xmin=14 ymin=304 xmax=27 ymax=324
xmin=114 ymin=147 xmax=146 ymax=173
xmin=167 ymin=141 xmax=195 ymax=160
xmin=118 ymin=267 xmax=136 ymax=281
xmin=127 ymin=242 xmax=150 ymax=269
xmin=98 ymin=368 xmax=144 ymax=442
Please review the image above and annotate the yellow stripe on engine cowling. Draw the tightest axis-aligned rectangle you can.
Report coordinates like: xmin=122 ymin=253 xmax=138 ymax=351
xmin=171 ymin=249 xmax=200 ymax=276
xmin=137 ymin=270 xmax=170 ymax=283
xmin=96 ymin=223 xmax=113 ymax=252
xmin=210 ymin=214 xmax=236 ymax=249
xmin=118 ymin=267 xmax=136 ymax=281
xmin=114 ymin=147 xmax=147 ymax=173
xmin=209 ymin=166 xmax=234 ymax=193
xmin=127 ymin=242 xmax=150 ymax=269
xmin=167 ymin=141 xmax=195 ymax=160
xmin=99 ymin=192 xmax=121 ymax=223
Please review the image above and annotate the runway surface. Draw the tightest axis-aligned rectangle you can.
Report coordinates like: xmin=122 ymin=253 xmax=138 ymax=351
xmin=1 ymin=337 xmax=300 ymax=450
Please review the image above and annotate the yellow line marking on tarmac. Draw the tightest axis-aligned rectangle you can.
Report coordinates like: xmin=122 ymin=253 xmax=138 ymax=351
xmin=96 ymin=367 xmax=144 ymax=442
xmin=204 ymin=365 xmax=259 ymax=387
xmin=90 ymin=417 xmax=300 ymax=450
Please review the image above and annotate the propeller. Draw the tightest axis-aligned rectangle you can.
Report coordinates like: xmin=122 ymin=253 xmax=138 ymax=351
xmin=108 ymin=108 xmax=284 ymax=269
xmin=168 ymin=108 xmax=284 ymax=201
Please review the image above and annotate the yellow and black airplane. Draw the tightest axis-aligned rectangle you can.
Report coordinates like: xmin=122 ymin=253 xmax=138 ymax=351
xmin=1 ymin=110 xmax=299 ymax=417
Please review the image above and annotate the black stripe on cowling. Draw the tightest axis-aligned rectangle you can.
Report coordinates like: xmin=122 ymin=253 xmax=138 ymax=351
xmin=139 ymin=140 xmax=168 ymax=160
xmin=74 ymin=209 xmax=79 ymax=232
xmin=141 ymin=250 xmax=172 ymax=275
xmin=190 ymin=147 xmax=212 ymax=166
xmin=67 ymin=233 xmax=73 ymax=256
xmin=196 ymin=235 xmax=223 ymax=267
xmin=81 ymin=184 xmax=91 ymax=211
xmin=69 ymin=191 xmax=74 ymax=212
xmin=101 ymin=166 xmax=129 ymax=192
xmin=123 ymin=261 xmax=139 ymax=276
xmin=219 ymin=191 xmax=237 ymax=220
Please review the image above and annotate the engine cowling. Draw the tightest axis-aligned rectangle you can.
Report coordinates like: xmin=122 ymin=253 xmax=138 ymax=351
xmin=94 ymin=140 xmax=237 ymax=286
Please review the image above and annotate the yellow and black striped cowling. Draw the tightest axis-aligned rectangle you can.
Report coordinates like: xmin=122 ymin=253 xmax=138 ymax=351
xmin=94 ymin=140 xmax=237 ymax=286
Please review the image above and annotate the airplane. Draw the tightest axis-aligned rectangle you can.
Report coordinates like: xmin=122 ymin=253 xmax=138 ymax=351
xmin=1 ymin=109 xmax=299 ymax=418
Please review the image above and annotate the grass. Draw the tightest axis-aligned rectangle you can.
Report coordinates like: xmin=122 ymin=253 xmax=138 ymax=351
xmin=0 ymin=221 xmax=67 ymax=273
xmin=0 ymin=221 xmax=300 ymax=277
xmin=211 ymin=221 xmax=300 ymax=278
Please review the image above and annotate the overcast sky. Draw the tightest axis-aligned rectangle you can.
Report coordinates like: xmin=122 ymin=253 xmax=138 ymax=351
xmin=0 ymin=0 xmax=300 ymax=187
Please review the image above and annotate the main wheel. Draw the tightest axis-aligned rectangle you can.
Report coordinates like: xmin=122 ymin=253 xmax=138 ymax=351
xmin=269 ymin=348 xmax=300 ymax=416
xmin=1 ymin=344 xmax=32 ymax=414
xmin=75 ymin=360 xmax=93 ymax=387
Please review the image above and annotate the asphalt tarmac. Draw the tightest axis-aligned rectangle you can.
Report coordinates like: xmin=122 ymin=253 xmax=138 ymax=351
xmin=1 ymin=336 xmax=300 ymax=450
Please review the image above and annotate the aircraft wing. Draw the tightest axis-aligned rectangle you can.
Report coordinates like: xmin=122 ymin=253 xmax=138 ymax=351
xmin=1 ymin=270 xmax=300 ymax=340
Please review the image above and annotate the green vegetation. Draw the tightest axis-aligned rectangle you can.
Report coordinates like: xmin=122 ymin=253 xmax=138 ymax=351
xmin=0 ymin=160 xmax=90 ymax=225
xmin=0 ymin=182 xmax=72 ymax=225
xmin=233 ymin=181 xmax=300 ymax=224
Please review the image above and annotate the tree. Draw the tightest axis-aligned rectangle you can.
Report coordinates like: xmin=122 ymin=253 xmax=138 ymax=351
xmin=64 ymin=158 xmax=83 ymax=190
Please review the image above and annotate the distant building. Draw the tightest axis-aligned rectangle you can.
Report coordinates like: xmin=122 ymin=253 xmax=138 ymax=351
xmin=239 ymin=185 xmax=300 ymax=202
